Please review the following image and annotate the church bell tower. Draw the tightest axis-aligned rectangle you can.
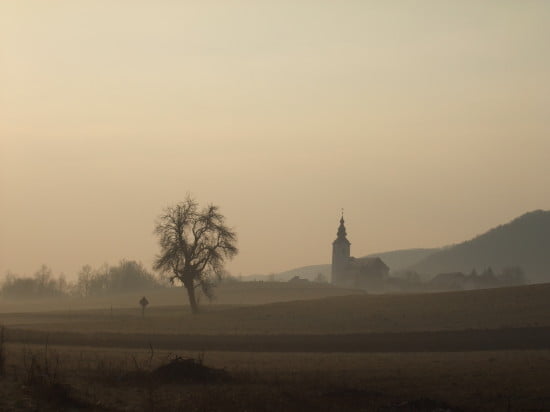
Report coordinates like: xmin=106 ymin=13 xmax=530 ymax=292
xmin=331 ymin=212 xmax=351 ymax=285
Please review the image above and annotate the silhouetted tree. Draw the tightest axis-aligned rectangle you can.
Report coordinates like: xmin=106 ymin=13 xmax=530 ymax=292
xmin=77 ymin=264 xmax=94 ymax=297
xmin=33 ymin=265 xmax=55 ymax=293
xmin=153 ymin=196 xmax=238 ymax=314
xmin=108 ymin=260 xmax=159 ymax=292
xmin=76 ymin=261 xmax=161 ymax=297
xmin=89 ymin=263 xmax=110 ymax=296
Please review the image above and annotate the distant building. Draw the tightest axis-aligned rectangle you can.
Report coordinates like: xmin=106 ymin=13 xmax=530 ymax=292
xmin=331 ymin=215 xmax=389 ymax=289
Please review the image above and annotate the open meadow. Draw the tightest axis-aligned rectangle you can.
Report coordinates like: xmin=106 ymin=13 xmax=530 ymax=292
xmin=2 ymin=283 xmax=550 ymax=410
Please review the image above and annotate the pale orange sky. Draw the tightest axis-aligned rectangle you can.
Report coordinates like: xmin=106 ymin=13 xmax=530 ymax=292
xmin=1 ymin=1 xmax=549 ymax=279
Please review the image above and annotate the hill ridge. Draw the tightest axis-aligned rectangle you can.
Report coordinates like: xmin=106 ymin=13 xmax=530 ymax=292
xmin=409 ymin=209 xmax=550 ymax=280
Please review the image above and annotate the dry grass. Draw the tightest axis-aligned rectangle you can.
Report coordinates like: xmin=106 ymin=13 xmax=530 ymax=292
xmin=1 ymin=344 xmax=550 ymax=411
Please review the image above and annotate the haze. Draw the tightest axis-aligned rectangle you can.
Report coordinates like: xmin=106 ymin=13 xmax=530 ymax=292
xmin=1 ymin=1 xmax=549 ymax=279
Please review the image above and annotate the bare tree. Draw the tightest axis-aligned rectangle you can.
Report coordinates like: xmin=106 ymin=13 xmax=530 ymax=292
xmin=153 ymin=196 xmax=238 ymax=314
xmin=77 ymin=264 xmax=94 ymax=297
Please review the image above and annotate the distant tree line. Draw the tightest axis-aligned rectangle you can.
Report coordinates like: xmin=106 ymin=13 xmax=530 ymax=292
xmin=279 ymin=266 xmax=526 ymax=293
xmin=1 ymin=265 xmax=68 ymax=299
xmin=428 ymin=266 xmax=525 ymax=291
xmin=75 ymin=260 xmax=163 ymax=297
xmin=0 ymin=260 xmax=164 ymax=300
xmin=387 ymin=266 xmax=526 ymax=293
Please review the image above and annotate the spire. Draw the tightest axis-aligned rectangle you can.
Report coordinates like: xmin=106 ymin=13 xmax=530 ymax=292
xmin=336 ymin=210 xmax=348 ymax=240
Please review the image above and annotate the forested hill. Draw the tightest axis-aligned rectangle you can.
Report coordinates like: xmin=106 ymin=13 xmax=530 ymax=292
xmin=409 ymin=210 xmax=550 ymax=282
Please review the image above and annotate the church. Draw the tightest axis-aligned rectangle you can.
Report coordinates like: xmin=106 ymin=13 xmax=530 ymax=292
xmin=331 ymin=214 xmax=389 ymax=289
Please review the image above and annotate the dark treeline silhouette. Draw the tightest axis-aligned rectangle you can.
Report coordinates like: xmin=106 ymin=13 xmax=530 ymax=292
xmin=1 ymin=260 xmax=164 ymax=300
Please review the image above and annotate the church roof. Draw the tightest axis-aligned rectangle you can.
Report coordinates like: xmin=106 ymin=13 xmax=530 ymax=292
xmin=351 ymin=256 xmax=390 ymax=271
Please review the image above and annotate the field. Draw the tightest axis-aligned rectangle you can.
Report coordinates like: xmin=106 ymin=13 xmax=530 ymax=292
xmin=2 ymin=282 xmax=550 ymax=411
xmin=0 ymin=282 xmax=363 ymax=314
xmin=3 ymin=283 xmax=550 ymax=337
xmin=2 ymin=344 xmax=550 ymax=411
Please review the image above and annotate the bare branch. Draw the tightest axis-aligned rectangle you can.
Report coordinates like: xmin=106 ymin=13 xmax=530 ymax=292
xmin=153 ymin=196 xmax=238 ymax=313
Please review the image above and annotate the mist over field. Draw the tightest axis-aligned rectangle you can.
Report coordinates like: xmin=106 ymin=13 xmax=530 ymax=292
xmin=1 ymin=2 xmax=550 ymax=411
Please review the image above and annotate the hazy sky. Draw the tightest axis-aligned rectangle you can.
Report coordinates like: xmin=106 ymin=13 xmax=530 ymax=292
xmin=1 ymin=1 xmax=549 ymax=279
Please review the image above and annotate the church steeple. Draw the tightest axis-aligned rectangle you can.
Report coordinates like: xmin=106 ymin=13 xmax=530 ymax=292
xmin=331 ymin=211 xmax=351 ymax=285
xmin=336 ymin=213 xmax=348 ymax=240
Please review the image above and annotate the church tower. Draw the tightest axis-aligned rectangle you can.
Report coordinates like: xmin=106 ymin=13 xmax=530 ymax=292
xmin=331 ymin=213 xmax=351 ymax=285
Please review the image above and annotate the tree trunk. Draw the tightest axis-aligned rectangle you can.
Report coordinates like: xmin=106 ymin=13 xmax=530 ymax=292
xmin=185 ymin=283 xmax=199 ymax=314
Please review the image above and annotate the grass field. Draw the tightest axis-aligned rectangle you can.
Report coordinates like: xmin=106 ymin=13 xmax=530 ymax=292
xmin=2 ymin=283 xmax=550 ymax=410
xmin=2 ymin=344 xmax=550 ymax=411
xmin=3 ymin=283 xmax=550 ymax=335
